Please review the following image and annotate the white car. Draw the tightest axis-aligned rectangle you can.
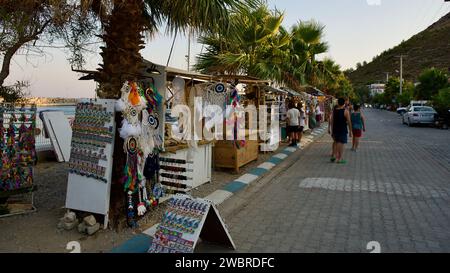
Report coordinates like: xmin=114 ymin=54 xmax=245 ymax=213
xmin=402 ymin=106 xmax=437 ymax=126
xmin=397 ymin=107 xmax=408 ymax=115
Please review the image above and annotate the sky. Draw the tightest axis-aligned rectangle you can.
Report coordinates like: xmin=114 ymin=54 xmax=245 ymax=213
xmin=4 ymin=0 xmax=450 ymax=98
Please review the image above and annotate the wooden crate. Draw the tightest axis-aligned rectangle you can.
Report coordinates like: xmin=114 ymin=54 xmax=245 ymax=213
xmin=213 ymin=140 xmax=259 ymax=173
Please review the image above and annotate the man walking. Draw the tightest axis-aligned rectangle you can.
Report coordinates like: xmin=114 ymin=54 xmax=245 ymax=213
xmin=286 ymin=101 xmax=300 ymax=147
xmin=329 ymin=98 xmax=352 ymax=163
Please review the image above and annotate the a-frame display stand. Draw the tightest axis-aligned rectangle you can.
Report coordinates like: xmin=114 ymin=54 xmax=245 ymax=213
xmin=149 ymin=194 xmax=235 ymax=253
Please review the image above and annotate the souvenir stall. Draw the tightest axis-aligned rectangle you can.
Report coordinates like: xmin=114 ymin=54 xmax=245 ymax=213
xmin=213 ymin=78 xmax=269 ymax=173
xmin=0 ymin=103 xmax=37 ymax=217
xmin=263 ymin=86 xmax=288 ymax=144
xmin=280 ymin=87 xmax=309 ymax=131
xmin=161 ymin=67 xmax=216 ymax=196
xmin=67 ymin=62 xmax=167 ymax=228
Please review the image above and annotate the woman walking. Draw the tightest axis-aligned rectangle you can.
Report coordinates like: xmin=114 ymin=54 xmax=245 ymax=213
xmin=329 ymin=98 xmax=352 ymax=163
xmin=351 ymin=104 xmax=366 ymax=151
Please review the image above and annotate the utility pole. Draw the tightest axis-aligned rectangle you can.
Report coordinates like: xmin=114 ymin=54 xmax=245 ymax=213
xmin=187 ymin=28 xmax=192 ymax=72
xmin=384 ymin=72 xmax=390 ymax=82
xmin=395 ymin=55 xmax=407 ymax=95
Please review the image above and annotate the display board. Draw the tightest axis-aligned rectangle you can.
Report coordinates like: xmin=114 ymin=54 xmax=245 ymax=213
xmin=0 ymin=103 xmax=37 ymax=217
xmin=41 ymin=111 xmax=72 ymax=162
xmin=149 ymin=194 xmax=235 ymax=253
xmin=0 ymin=103 xmax=37 ymax=192
xmin=65 ymin=99 xmax=116 ymax=228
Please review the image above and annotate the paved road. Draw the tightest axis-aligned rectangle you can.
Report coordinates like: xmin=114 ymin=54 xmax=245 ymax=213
xmin=226 ymin=109 xmax=450 ymax=253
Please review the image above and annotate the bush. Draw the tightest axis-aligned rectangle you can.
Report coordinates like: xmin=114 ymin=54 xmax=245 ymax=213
xmin=432 ymin=88 xmax=450 ymax=115
xmin=415 ymin=68 xmax=449 ymax=100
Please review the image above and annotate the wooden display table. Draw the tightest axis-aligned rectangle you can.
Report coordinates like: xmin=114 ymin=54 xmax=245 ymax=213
xmin=213 ymin=139 xmax=259 ymax=173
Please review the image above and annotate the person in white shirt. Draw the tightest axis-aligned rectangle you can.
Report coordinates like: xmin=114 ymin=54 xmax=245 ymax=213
xmin=286 ymin=101 xmax=300 ymax=147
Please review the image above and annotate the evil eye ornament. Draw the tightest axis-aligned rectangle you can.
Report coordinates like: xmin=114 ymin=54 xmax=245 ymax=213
xmin=126 ymin=137 xmax=138 ymax=154
xmin=148 ymin=114 xmax=159 ymax=129
xmin=214 ymin=83 xmax=225 ymax=93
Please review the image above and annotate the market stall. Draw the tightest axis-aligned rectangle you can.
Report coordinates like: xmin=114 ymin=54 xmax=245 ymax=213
xmin=211 ymin=77 xmax=270 ymax=172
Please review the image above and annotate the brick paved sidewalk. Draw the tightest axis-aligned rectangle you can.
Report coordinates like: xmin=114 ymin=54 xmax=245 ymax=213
xmin=224 ymin=109 xmax=450 ymax=253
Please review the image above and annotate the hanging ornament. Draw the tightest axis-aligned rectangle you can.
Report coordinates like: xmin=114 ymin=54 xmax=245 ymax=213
xmin=214 ymin=83 xmax=225 ymax=93
xmin=128 ymin=82 xmax=141 ymax=106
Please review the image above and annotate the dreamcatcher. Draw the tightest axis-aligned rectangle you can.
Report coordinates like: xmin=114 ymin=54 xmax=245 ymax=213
xmin=117 ymin=80 xmax=164 ymax=226
xmin=203 ymin=82 xmax=230 ymax=111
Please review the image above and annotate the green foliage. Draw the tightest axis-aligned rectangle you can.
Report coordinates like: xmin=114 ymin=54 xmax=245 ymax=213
xmin=354 ymin=85 xmax=371 ymax=104
xmin=415 ymin=68 xmax=449 ymax=100
xmin=195 ymin=3 xmax=349 ymax=94
xmin=398 ymin=85 xmax=414 ymax=106
xmin=0 ymin=81 xmax=29 ymax=102
xmin=432 ymin=87 xmax=450 ymax=114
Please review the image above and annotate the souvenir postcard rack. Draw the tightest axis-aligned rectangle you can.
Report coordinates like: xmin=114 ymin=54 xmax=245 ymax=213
xmin=65 ymin=99 xmax=116 ymax=228
xmin=0 ymin=103 xmax=37 ymax=217
xmin=149 ymin=194 xmax=235 ymax=253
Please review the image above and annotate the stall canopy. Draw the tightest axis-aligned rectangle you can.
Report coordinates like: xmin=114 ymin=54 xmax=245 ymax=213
xmin=264 ymin=86 xmax=288 ymax=95
xmin=300 ymin=86 xmax=325 ymax=96
xmin=280 ymin=87 xmax=303 ymax=97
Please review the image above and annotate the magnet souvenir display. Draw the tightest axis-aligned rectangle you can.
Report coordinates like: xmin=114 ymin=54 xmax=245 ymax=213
xmin=0 ymin=104 xmax=37 ymax=192
xmin=148 ymin=196 xmax=209 ymax=253
xmin=68 ymin=102 xmax=114 ymax=183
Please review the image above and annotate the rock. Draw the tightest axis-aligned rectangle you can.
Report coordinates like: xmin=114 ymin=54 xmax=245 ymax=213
xmin=83 ymin=215 xmax=97 ymax=226
xmin=57 ymin=220 xmax=64 ymax=230
xmin=63 ymin=220 xmax=78 ymax=231
xmin=63 ymin=212 xmax=77 ymax=223
xmin=86 ymin=223 xmax=100 ymax=235
xmin=77 ymin=222 xmax=86 ymax=234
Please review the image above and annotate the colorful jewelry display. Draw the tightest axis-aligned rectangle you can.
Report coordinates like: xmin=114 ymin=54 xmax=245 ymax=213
xmin=69 ymin=102 xmax=114 ymax=183
xmin=159 ymin=157 xmax=193 ymax=195
xmin=0 ymin=104 xmax=37 ymax=191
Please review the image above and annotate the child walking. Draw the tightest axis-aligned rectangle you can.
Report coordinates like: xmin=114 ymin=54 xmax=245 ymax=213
xmin=351 ymin=104 xmax=366 ymax=151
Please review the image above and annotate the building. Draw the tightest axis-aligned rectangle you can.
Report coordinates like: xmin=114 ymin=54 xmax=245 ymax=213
xmin=368 ymin=83 xmax=385 ymax=97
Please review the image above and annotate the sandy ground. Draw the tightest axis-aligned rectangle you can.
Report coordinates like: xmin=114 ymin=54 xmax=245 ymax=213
xmin=0 ymin=140 xmax=293 ymax=253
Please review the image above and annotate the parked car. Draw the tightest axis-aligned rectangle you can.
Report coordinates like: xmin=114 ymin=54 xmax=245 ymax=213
xmin=397 ymin=107 xmax=408 ymax=115
xmin=402 ymin=106 xmax=438 ymax=126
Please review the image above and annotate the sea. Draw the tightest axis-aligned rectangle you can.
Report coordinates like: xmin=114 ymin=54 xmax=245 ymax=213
xmin=37 ymin=105 xmax=76 ymax=117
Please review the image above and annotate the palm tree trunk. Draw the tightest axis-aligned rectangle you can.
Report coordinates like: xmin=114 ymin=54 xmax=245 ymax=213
xmin=96 ymin=0 xmax=146 ymax=229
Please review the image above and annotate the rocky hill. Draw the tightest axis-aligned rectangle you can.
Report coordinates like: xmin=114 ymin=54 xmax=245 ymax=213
xmin=348 ymin=12 xmax=450 ymax=87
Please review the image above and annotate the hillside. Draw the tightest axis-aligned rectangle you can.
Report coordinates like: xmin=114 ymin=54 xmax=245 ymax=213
xmin=348 ymin=12 xmax=450 ymax=87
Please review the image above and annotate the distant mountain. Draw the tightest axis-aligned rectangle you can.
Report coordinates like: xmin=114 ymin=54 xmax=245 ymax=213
xmin=348 ymin=12 xmax=450 ymax=87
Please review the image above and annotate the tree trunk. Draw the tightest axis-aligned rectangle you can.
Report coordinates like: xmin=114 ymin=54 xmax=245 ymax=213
xmin=0 ymin=42 xmax=27 ymax=87
xmin=96 ymin=0 xmax=146 ymax=229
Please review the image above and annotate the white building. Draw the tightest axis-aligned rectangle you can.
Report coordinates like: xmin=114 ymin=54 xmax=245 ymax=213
xmin=368 ymin=83 xmax=385 ymax=97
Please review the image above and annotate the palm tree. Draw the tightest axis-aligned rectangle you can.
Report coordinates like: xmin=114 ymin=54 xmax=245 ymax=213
xmin=289 ymin=20 xmax=329 ymax=87
xmin=78 ymin=0 xmax=255 ymax=98
xmin=73 ymin=0 xmax=256 ymax=228
xmin=316 ymin=58 xmax=342 ymax=93
xmin=195 ymin=4 xmax=286 ymax=80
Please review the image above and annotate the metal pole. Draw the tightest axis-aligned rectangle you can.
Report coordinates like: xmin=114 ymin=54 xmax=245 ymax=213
xmin=400 ymin=55 xmax=403 ymax=96
xmin=187 ymin=29 xmax=191 ymax=72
